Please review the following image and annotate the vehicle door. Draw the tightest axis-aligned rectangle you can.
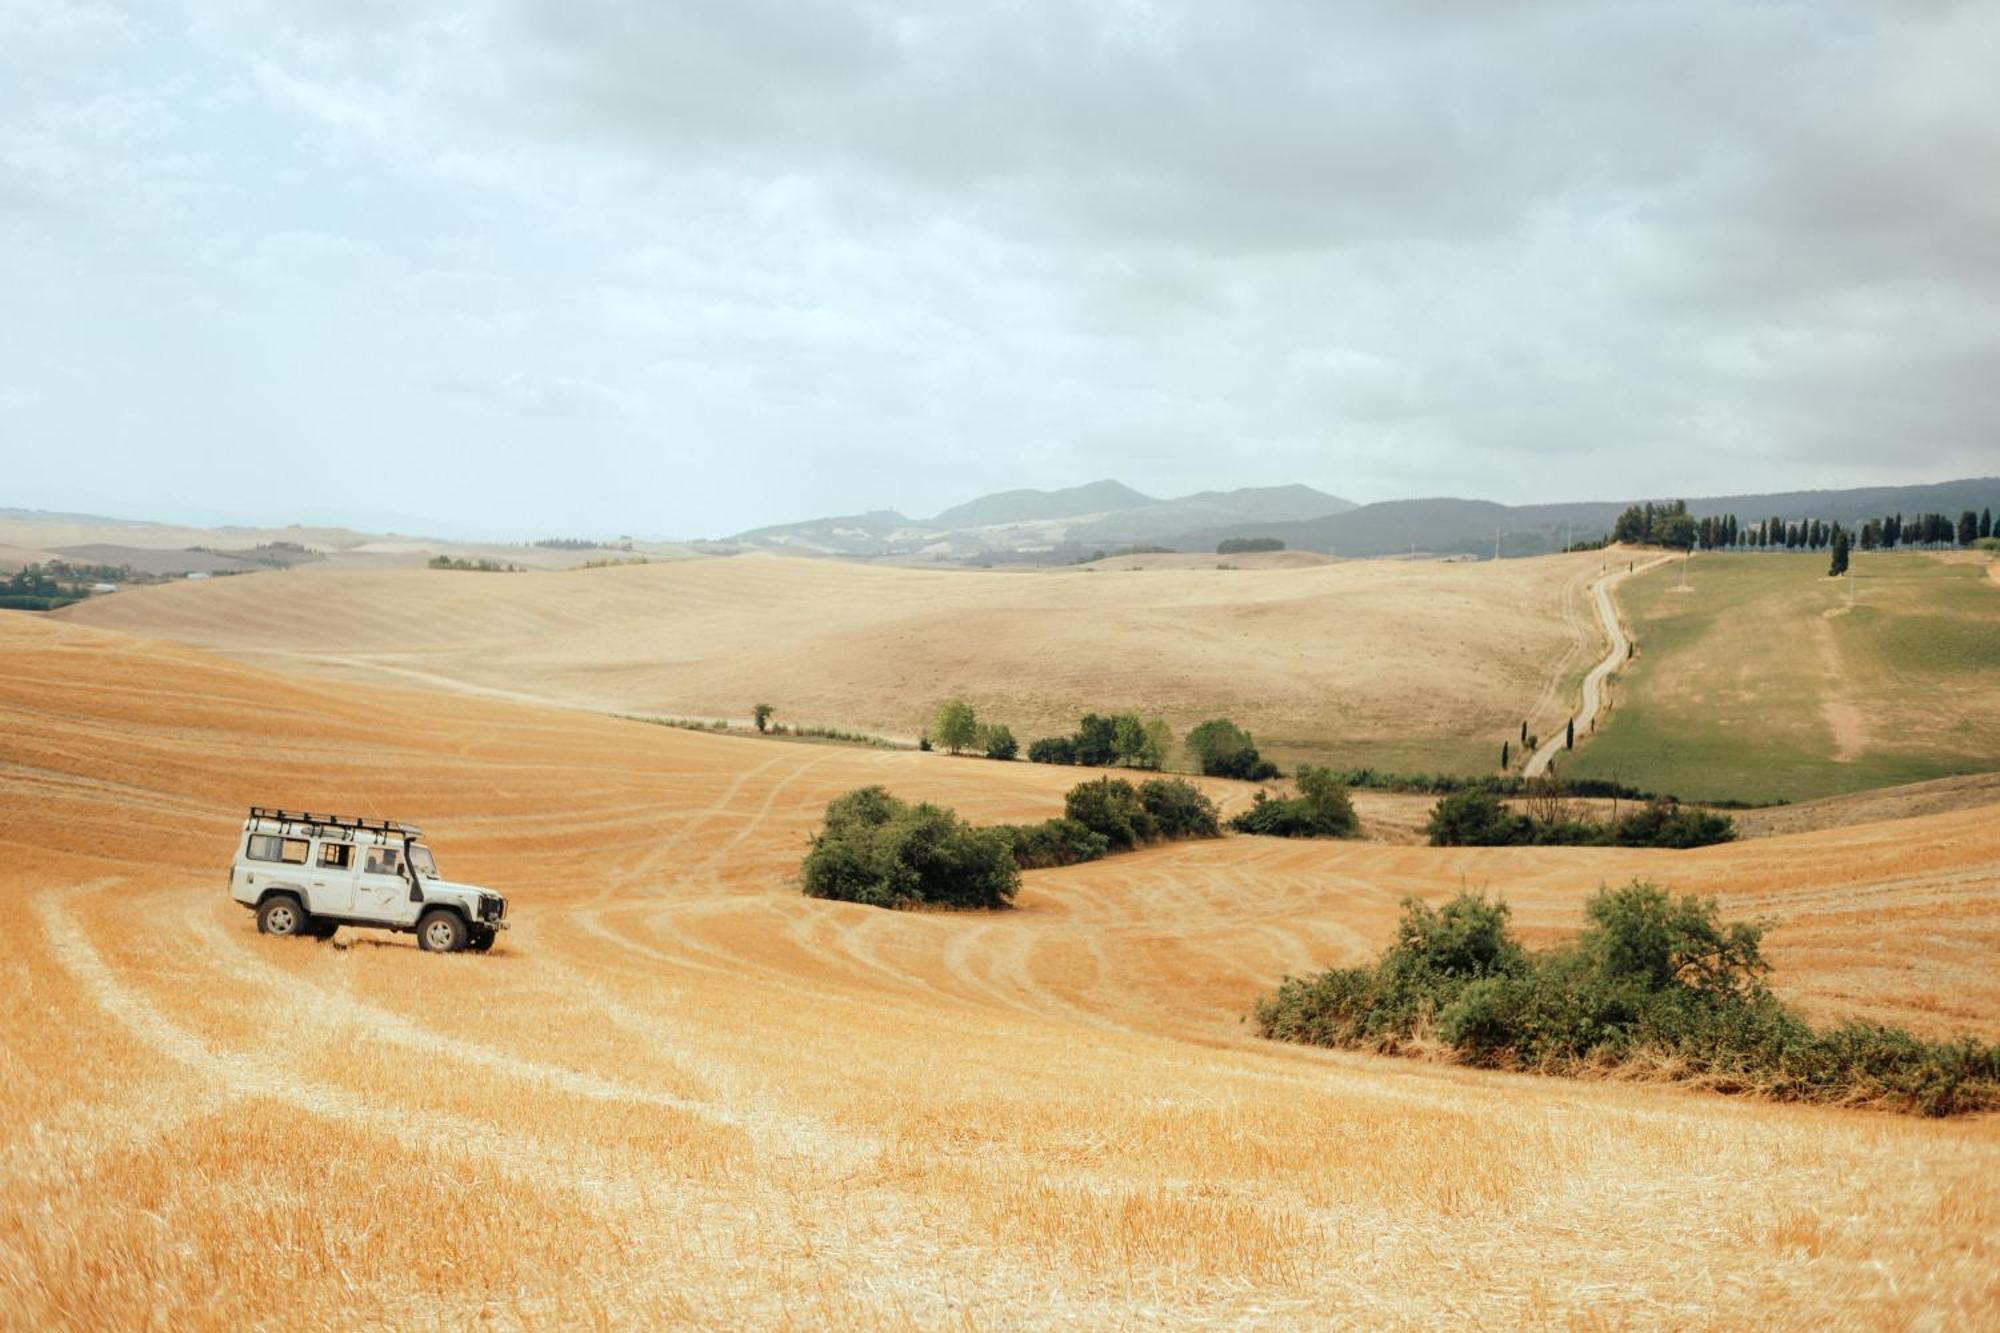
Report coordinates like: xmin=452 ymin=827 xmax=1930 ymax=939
xmin=355 ymin=840 xmax=419 ymax=925
xmin=308 ymin=838 xmax=359 ymax=916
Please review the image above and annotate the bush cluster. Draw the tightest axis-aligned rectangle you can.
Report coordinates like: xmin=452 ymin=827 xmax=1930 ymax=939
xmin=999 ymin=776 xmax=1220 ymax=867
xmin=1255 ymin=885 xmax=1998 ymax=1116
xmin=800 ymin=787 xmax=1019 ymax=910
xmin=1425 ymin=788 xmax=1735 ymax=849
xmin=1183 ymin=718 xmax=1280 ymax=781
xmin=1217 ymin=537 xmax=1285 ymax=554
xmin=803 ymin=778 xmax=1223 ymax=904
xmin=1229 ymin=766 xmax=1360 ymax=838
xmin=1061 ymin=776 xmax=1221 ymax=850
xmin=1026 ymin=712 xmax=1172 ymax=770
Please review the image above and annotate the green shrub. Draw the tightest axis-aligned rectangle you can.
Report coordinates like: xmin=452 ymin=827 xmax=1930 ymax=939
xmin=1137 ymin=778 xmax=1221 ymax=839
xmin=1255 ymin=883 xmax=1999 ymax=1116
xmin=1064 ymin=777 xmax=1156 ymax=851
xmin=981 ymin=724 xmax=1019 ymax=761
xmin=1612 ymin=798 xmax=1736 ymax=848
xmin=1217 ymin=537 xmax=1285 ymax=554
xmin=1185 ymin=718 xmax=1281 ymax=781
xmin=1425 ymin=787 xmax=1532 ymax=845
xmin=1230 ymin=766 xmax=1359 ymax=838
xmin=1062 ymin=776 xmax=1221 ymax=850
xmin=1027 ymin=736 xmax=1077 ymax=765
xmin=999 ymin=817 xmax=1112 ymax=869
xmin=801 ymin=787 xmax=1019 ymax=910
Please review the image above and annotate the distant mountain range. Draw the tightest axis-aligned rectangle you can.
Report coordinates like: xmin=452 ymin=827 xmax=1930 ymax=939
xmin=728 ymin=481 xmax=1357 ymax=558
xmin=726 ymin=477 xmax=2000 ymax=560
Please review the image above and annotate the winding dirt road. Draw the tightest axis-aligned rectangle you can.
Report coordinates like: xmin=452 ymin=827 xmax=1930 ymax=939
xmin=1524 ymin=552 xmax=1675 ymax=776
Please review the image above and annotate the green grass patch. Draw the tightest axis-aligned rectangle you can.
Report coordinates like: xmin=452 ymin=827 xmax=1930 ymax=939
xmin=1566 ymin=552 xmax=2000 ymax=803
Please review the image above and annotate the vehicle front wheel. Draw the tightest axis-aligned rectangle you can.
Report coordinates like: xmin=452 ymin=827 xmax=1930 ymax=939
xmin=418 ymin=910 xmax=468 ymax=953
xmin=467 ymin=928 xmax=496 ymax=953
xmin=257 ymin=896 xmax=306 ymax=938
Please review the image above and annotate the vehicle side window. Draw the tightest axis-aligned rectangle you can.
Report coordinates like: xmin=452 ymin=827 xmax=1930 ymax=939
xmin=317 ymin=842 xmax=353 ymax=870
xmin=247 ymin=834 xmax=309 ymax=864
xmin=363 ymin=845 xmax=404 ymax=876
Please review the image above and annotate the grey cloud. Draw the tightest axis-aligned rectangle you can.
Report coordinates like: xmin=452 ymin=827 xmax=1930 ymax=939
xmin=1 ymin=0 xmax=1996 ymax=538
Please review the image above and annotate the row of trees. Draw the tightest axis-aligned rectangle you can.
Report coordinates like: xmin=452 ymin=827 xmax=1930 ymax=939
xmin=1608 ymin=501 xmax=1995 ymax=553
xmin=1024 ymin=711 xmax=1172 ymax=769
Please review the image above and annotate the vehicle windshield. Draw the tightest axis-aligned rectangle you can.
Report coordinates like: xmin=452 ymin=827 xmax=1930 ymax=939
xmin=409 ymin=843 xmax=439 ymax=879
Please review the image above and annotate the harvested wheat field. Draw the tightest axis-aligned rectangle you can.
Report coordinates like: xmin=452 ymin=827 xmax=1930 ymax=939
xmin=3 ymin=612 xmax=1997 ymax=1327
xmin=56 ymin=548 xmax=1619 ymax=774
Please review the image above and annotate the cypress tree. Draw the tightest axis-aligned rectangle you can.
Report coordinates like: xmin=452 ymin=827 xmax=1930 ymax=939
xmin=1982 ymin=508 xmax=1993 ymax=540
xmin=1566 ymin=719 xmax=1574 ymax=750
xmin=1501 ymin=740 xmax=1510 ymax=769
xmin=1829 ymin=527 xmax=1850 ymax=577
xmin=1520 ymin=720 xmax=1527 ymax=744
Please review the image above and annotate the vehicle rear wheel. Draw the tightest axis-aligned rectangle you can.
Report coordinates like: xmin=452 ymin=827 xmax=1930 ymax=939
xmin=418 ymin=910 xmax=468 ymax=953
xmin=467 ymin=928 xmax=496 ymax=953
xmin=305 ymin=920 xmax=339 ymax=940
xmin=257 ymin=895 xmax=306 ymax=938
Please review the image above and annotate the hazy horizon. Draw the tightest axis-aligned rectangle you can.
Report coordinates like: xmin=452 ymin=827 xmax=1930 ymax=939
xmin=6 ymin=2 xmax=1999 ymax=538
xmin=7 ymin=466 xmax=1995 ymax=546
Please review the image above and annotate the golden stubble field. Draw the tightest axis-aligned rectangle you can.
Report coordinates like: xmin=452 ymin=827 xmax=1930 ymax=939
xmin=56 ymin=547 xmax=1618 ymax=773
xmin=3 ymin=614 xmax=1998 ymax=1327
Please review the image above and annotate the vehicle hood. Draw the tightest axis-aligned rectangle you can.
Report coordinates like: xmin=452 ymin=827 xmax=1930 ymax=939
xmin=425 ymin=878 xmax=499 ymax=900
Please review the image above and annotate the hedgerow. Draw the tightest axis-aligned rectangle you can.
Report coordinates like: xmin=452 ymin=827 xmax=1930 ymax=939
xmin=1255 ymin=884 xmax=1999 ymax=1116
xmin=1229 ymin=767 xmax=1360 ymax=838
xmin=1425 ymin=787 xmax=1735 ymax=849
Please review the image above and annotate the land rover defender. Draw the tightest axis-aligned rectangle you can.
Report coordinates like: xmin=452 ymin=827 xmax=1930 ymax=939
xmin=228 ymin=807 xmax=508 ymax=952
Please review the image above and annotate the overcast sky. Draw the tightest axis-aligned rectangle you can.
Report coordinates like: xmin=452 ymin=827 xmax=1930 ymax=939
xmin=4 ymin=1 xmax=1997 ymax=538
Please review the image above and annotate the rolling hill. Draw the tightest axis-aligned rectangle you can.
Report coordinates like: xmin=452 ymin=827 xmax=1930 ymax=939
xmin=55 ymin=548 xmax=1610 ymax=776
xmin=4 ymin=611 xmax=1997 ymax=1325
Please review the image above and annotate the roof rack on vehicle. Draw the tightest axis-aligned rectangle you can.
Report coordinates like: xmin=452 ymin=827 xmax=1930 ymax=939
xmin=247 ymin=806 xmax=422 ymax=837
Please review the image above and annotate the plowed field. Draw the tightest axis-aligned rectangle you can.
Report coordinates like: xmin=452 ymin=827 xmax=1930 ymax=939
xmin=4 ymin=614 xmax=1997 ymax=1326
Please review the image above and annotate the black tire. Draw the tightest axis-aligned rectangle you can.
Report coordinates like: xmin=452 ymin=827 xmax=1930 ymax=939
xmin=467 ymin=929 xmax=496 ymax=953
xmin=306 ymin=920 xmax=339 ymax=940
xmin=257 ymin=895 xmax=306 ymax=938
xmin=418 ymin=909 xmax=468 ymax=954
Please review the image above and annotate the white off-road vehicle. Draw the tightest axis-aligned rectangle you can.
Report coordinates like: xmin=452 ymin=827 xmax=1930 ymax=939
xmin=228 ymin=807 xmax=508 ymax=952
